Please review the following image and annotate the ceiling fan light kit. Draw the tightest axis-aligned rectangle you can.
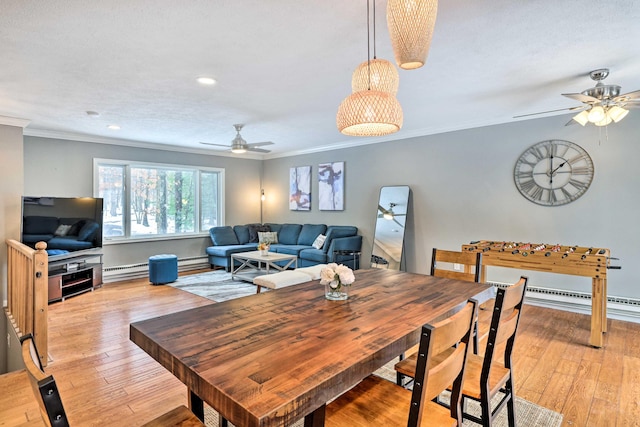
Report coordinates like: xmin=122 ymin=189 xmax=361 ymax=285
xmin=387 ymin=0 xmax=438 ymax=70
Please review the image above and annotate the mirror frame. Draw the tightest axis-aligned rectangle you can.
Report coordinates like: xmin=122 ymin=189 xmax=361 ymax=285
xmin=371 ymin=185 xmax=411 ymax=271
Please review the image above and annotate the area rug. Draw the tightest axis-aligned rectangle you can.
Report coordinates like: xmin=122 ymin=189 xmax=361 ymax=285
xmin=169 ymin=270 xmax=258 ymax=302
xmin=174 ymin=270 xmax=563 ymax=426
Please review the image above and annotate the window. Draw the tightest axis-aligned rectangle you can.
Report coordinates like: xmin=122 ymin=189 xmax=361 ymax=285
xmin=95 ymin=159 xmax=224 ymax=240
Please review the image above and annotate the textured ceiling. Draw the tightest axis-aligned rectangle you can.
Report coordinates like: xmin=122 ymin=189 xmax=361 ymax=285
xmin=2 ymin=0 xmax=640 ymax=158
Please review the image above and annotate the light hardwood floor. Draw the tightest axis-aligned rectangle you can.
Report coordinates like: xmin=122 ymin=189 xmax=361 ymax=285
xmin=1 ymin=273 xmax=639 ymax=426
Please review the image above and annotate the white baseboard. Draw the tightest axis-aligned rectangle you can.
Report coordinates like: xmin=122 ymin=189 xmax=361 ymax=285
xmin=489 ymin=282 xmax=640 ymax=324
xmin=102 ymin=256 xmax=209 ymax=283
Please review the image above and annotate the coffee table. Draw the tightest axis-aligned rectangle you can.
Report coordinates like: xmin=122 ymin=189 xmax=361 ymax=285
xmin=231 ymin=250 xmax=297 ymax=286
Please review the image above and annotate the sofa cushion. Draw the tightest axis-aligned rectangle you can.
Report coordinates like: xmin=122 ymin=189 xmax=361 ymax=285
xmin=278 ymin=224 xmax=303 ymax=245
xmin=299 ymin=248 xmax=328 ymax=263
xmin=23 ymin=216 xmax=59 ymax=234
xmin=264 ymin=223 xmax=283 ymax=234
xmin=77 ymin=221 xmax=99 ymax=241
xmin=233 ymin=225 xmax=251 ymax=244
xmin=67 ymin=219 xmax=86 ymax=236
xmin=210 ymin=226 xmax=240 ymax=246
xmin=54 ymin=224 xmax=72 ymax=236
xmin=270 ymin=244 xmax=312 ymax=256
xmin=206 ymin=244 xmax=256 ymax=257
xmin=248 ymin=224 xmax=270 ymax=243
xmin=297 ymin=224 xmax=327 ymax=246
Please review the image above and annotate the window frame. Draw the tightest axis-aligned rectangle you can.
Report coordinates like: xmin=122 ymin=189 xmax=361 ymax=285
xmin=93 ymin=158 xmax=225 ymax=244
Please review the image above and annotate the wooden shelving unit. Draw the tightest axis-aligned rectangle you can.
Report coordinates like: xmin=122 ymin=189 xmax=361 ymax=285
xmin=48 ymin=252 xmax=103 ymax=303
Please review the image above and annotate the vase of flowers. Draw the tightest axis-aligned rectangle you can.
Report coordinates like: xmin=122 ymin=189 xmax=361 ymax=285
xmin=320 ymin=263 xmax=355 ymax=300
xmin=257 ymin=242 xmax=270 ymax=256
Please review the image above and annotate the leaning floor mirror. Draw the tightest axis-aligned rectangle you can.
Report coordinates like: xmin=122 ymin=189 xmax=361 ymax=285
xmin=371 ymin=185 xmax=411 ymax=271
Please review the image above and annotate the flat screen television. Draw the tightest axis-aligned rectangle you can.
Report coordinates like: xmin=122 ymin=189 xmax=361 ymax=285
xmin=21 ymin=196 xmax=104 ymax=255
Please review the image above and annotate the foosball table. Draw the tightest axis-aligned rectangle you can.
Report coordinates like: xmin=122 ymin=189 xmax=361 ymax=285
xmin=461 ymin=240 xmax=621 ymax=348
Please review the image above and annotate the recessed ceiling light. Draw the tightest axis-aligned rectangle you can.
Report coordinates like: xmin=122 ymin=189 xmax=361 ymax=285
xmin=107 ymin=124 xmax=120 ymax=130
xmin=86 ymin=110 xmax=100 ymax=117
xmin=196 ymin=76 xmax=216 ymax=86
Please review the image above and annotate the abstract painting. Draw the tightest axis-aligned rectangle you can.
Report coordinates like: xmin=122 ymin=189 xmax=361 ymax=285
xmin=289 ymin=166 xmax=311 ymax=211
xmin=318 ymin=161 xmax=344 ymax=211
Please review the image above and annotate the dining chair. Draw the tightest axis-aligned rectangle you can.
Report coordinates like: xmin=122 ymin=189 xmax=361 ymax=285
xmin=19 ymin=334 xmax=205 ymax=427
xmin=395 ymin=276 xmax=529 ymax=427
xmin=325 ymin=299 xmax=477 ymax=427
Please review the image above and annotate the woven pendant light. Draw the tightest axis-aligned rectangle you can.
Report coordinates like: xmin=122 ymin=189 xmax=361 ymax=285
xmin=337 ymin=90 xmax=403 ymax=136
xmin=387 ymin=0 xmax=438 ymax=70
xmin=352 ymin=58 xmax=399 ymax=95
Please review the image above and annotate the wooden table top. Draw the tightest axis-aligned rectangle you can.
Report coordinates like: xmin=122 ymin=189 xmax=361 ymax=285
xmin=130 ymin=269 xmax=492 ymax=427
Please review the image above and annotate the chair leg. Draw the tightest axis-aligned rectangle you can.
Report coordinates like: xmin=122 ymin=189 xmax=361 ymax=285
xmin=480 ymin=394 xmax=492 ymax=427
xmin=506 ymin=380 xmax=516 ymax=427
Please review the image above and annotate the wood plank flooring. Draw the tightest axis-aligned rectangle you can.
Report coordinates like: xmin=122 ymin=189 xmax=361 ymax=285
xmin=1 ymin=273 xmax=640 ymax=426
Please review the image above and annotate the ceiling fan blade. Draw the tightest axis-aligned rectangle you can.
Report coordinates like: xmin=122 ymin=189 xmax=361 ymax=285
xmin=247 ymin=147 xmax=271 ymax=153
xmin=247 ymin=141 xmax=274 ymax=148
xmin=614 ymin=89 xmax=640 ymax=102
xmin=513 ymin=105 xmax=585 ymax=119
xmin=200 ymin=142 xmax=231 ymax=148
xmin=561 ymin=93 xmax=599 ymax=103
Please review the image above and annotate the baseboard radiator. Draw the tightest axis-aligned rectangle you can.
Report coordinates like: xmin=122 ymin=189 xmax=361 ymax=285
xmin=490 ymin=281 xmax=640 ymax=323
xmin=103 ymin=256 xmax=210 ymax=283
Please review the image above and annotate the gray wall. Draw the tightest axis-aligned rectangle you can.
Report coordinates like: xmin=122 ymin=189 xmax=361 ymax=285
xmin=263 ymin=114 xmax=640 ymax=299
xmin=24 ymin=137 xmax=262 ymax=267
xmin=1 ymin=123 xmax=25 ymax=374
xmin=19 ymin=114 xmax=640 ymax=299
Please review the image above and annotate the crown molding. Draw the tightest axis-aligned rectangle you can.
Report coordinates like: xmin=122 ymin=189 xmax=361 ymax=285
xmin=23 ymin=128 xmax=265 ymax=160
xmin=0 ymin=115 xmax=31 ymax=128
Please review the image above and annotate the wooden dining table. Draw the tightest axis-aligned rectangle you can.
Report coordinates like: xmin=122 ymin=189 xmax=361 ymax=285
xmin=130 ymin=268 xmax=493 ymax=427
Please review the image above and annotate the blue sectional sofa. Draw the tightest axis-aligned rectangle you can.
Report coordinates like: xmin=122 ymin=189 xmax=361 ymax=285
xmin=21 ymin=216 xmax=101 ymax=251
xmin=206 ymin=223 xmax=362 ymax=271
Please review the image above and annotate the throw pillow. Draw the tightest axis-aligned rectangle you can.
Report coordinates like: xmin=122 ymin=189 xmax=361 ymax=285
xmin=54 ymin=224 xmax=72 ymax=236
xmin=68 ymin=220 xmax=85 ymax=236
xmin=248 ymin=224 xmax=270 ymax=243
xmin=312 ymin=234 xmax=326 ymax=250
xmin=78 ymin=221 xmax=99 ymax=241
xmin=258 ymin=231 xmax=278 ymax=245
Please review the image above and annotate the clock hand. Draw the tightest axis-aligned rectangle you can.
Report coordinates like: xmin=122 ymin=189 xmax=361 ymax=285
xmin=551 ymin=161 xmax=567 ymax=175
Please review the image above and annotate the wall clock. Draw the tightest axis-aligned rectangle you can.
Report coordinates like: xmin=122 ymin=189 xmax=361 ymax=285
xmin=514 ymin=140 xmax=594 ymax=206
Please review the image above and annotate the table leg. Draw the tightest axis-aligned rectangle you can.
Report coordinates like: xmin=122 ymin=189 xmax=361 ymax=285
xmin=188 ymin=389 xmax=204 ymax=422
xmin=590 ymin=277 xmax=605 ymax=348
xmin=304 ymin=404 xmax=326 ymax=427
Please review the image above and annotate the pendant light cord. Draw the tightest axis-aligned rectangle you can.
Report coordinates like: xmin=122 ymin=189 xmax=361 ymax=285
xmin=367 ymin=0 xmax=371 ymax=90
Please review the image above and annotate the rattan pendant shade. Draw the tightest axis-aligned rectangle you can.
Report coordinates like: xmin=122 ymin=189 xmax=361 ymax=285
xmin=352 ymin=58 xmax=399 ymax=95
xmin=337 ymin=90 xmax=403 ymax=136
xmin=387 ymin=0 xmax=438 ymax=70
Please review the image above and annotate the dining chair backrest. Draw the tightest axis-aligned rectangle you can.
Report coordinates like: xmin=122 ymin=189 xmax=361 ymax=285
xmin=431 ymin=248 xmax=482 ymax=283
xmin=408 ymin=299 xmax=478 ymax=426
xmin=20 ymin=334 xmax=69 ymax=427
xmin=482 ymin=276 xmax=528 ymax=385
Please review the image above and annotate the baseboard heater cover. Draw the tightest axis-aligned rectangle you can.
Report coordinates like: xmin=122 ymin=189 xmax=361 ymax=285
xmin=489 ymin=281 xmax=640 ymax=323
xmin=103 ymin=256 xmax=209 ymax=283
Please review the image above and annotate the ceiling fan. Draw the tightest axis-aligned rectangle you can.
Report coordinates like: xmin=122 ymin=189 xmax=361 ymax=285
xmin=200 ymin=124 xmax=274 ymax=153
xmin=515 ymin=69 xmax=640 ymax=127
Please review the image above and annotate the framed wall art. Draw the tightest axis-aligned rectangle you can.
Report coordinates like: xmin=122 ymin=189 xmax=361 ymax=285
xmin=318 ymin=161 xmax=344 ymax=211
xmin=289 ymin=166 xmax=311 ymax=211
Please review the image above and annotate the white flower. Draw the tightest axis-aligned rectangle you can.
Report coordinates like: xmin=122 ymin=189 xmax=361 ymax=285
xmin=319 ymin=264 xmax=354 ymax=287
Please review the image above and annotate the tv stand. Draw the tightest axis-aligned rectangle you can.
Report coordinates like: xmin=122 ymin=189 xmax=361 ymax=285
xmin=48 ymin=252 xmax=103 ymax=303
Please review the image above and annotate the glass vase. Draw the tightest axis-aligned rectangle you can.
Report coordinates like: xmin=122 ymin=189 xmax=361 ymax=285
xmin=325 ymin=282 xmax=349 ymax=300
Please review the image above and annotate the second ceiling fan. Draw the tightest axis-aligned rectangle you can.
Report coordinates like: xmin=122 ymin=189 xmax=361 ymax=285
xmin=201 ymin=124 xmax=274 ymax=154
xmin=515 ymin=68 xmax=640 ymax=126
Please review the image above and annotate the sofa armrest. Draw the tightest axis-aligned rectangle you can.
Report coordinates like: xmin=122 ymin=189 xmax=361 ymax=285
xmin=327 ymin=236 xmax=363 ymax=262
